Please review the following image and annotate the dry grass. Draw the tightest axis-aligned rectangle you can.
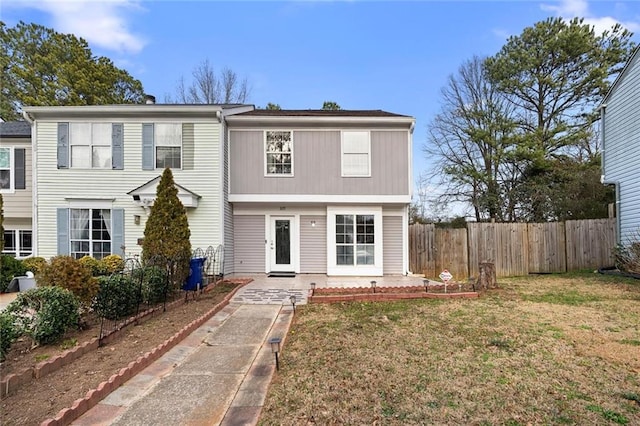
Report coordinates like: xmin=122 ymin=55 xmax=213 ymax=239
xmin=260 ymin=273 xmax=640 ymax=425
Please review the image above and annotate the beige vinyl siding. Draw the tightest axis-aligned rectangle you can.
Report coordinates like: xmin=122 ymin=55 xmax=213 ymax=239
xmin=230 ymin=130 xmax=409 ymax=196
xmin=35 ymin=121 xmax=223 ymax=259
xmin=233 ymin=215 xmax=265 ymax=273
xmin=300 ymin=215 xmax=327 ymax=273
xmin=603 ymin=51 xmax=640 ymax=243
xmin=1 ymin=137 xmax=32 ymax=221
xmin=383 ymin=215 xmax=404 ymax=274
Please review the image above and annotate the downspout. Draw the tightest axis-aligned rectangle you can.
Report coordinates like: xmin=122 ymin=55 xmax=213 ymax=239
xmin=599 ymin=104 xmax=621 ymax=244
xmin=22 ymin=110 xmax=38 ymax=256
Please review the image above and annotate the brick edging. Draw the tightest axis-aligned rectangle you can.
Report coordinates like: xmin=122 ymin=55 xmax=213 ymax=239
xmin=40 ymin=283 xmax=245 ymax=426
xmin=1 ymin=296 xmax=185 ymax=398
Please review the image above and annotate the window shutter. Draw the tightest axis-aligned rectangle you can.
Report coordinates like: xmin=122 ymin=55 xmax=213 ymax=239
xmin=57 ymin=208 xmax=70 ymax=255
xmin=15 ymin=148 xmax=26 ymax=189
xmin=57 ymin=123 xmax=69 ymax=169
xmin=142 ymin=123 xmax=154 ymax=170
xmin=111 ymin=208 xmax=125 ymax=256
xmin=182 ymin=123 xmax=194 ymax=170
xmin=112 ymin=123 xmax=124 ymax=170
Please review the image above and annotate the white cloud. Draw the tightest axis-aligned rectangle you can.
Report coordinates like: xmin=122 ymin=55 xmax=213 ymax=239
xmin=541 ymin=0 xmax=640 ymax=34
xmin=7 ymin=0 xmax=146 ymax=54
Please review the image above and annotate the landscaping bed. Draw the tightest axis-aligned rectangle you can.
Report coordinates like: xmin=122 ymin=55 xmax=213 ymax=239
xmin=309 ymin=283 xmax=478 ymax=303
xmin=0 ymin=279 xmax=248 ymax=426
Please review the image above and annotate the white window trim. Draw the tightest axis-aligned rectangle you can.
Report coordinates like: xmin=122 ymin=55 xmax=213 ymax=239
xmin=0 ymin=146 xmax=15 ymax=193
xmin=327 ymin=206 xmax=383 ymax=276
xmin=69 ymin=122 xmax=112 ymax=169
xmin=264 ymin=130 xmax=294 ymax=177
xmin=2 ymin=229 xmax=33 ymax=259
xmin=341 ymin=130 xmax=371 ymax=177
xmin=154 ymin=122 xmax=183 ymax=170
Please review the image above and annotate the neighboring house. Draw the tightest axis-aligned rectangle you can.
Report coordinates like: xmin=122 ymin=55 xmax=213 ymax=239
xmin=601 ymin=46 xmax=640 ymax=245
xmin=1 ymin=121 xmax=33 ymax=258
xmin=23 ymin=103 xmax=252 ymax=270
xmin=226 ymin=109 xmax=415 ymax=276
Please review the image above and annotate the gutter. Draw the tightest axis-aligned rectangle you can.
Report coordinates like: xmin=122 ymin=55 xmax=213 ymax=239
xmin=22 ymin=110 xmax=38 ymax=257
xmin=599 ymin=103 xmax=622 ymax=244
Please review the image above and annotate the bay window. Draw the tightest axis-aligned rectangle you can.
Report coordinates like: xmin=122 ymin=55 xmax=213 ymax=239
xmin=336 ymin=214 xmax=375 ymax=265
xmin=70 ymin=208 xmax=112 ymax=259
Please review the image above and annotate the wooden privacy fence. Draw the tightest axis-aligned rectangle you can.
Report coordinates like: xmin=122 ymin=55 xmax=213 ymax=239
xmin=409 ymin=218 xmax=616 ymax=279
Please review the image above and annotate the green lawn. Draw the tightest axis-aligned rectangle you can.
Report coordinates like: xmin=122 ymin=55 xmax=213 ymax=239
xmin=260 ymin=273 xmax=640 ymax=425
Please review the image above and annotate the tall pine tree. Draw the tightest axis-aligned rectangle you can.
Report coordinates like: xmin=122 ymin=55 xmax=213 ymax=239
xmin=142 ymin=168 xmax=191 ymax=288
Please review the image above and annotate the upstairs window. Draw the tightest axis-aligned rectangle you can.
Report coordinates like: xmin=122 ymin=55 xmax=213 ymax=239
xmin=155 ymin=123 xmax=182 ymax=169
xmin=70 ymin=123 xmax=112 ymax=168
xmin=341 ymin=131 xmax=370 ymax=177
xmin=0 ymin=147 xmax=12 ymax=190
xmin=58 ymin=123 xmax=123 ymax=170
xmin=265 ymin=131 xmax=293 ymax=175
xmin=0 ymin=147 xmax=25 ymax=192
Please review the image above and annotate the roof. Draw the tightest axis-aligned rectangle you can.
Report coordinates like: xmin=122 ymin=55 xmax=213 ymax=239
xmin=602 ymin=45 xmax=640 ymax=106
xmin=237 ymin=109 xmax=411 ymax=118
xmin=0 ymin=121 xmax=31 ymax=137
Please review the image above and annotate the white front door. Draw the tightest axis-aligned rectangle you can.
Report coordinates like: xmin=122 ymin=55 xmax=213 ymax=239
xmin=270 ymin=217 xmax=294 ymax=272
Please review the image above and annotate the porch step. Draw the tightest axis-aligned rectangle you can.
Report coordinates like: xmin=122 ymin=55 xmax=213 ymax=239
xmin=268 ymin=271 xmax=296 ymax=278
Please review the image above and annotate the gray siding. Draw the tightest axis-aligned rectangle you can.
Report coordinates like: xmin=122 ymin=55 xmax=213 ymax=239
xmin=383 ymin=216 xmax=404 ymax=274
xmin=300 ymin=215 xmax=327 ymax=273
xmin=603 ymin=51 xmax=640 ymax=243
xmin=230 ymin=130 xmax=409 ymax=196
xmin=233 ymin=215 xmax=265 ymax=272
xmin=1 ymin=136 xmax=32 ymax=222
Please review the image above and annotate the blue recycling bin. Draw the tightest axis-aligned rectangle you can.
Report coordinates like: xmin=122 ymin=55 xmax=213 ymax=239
xmin=183 ymin=257 xmax=206 ymax=291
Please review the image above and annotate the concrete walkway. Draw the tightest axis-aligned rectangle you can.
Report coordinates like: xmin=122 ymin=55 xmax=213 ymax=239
xmin=72 ymin=273 xmax=427 ymax=425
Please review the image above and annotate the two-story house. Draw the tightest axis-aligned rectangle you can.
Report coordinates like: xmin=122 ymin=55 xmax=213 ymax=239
xmin=226 ymin=110 xmax=415 ymax=276
xmin=1 ymin=121 xmax=33 ymax=258
xmin=23 ymin=103 xmax=252 ymax=269
xmin=601 ymin=46 xmax=640 ymax=245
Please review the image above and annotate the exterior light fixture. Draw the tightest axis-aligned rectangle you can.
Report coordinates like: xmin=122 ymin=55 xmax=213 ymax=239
xmin=311 ymin=220 xmax=316 ymax=227
xmin=290 ymin=294 xmax=296 ymax=313
xmin=310 ymin=282 xmax=316 ymax=296
xmin=269 ymin=337 xmax=282 ymax=370
xmin=371 ymin=280 xmax=377 ymax=293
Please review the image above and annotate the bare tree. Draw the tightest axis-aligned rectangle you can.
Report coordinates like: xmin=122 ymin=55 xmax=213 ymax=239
xmin=423 ymin=56 xmax=518 ymax=222
xmin=167 ymin=59 xmax=250 ymax=104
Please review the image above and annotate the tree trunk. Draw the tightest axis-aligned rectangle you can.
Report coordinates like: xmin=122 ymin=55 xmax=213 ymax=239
xmin=475 ymin=262 xmax=497 ymax=291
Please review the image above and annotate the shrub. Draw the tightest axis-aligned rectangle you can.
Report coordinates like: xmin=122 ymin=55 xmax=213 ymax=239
xmin=22 ymin=256 xmax=47 ymax=275
xmin=6 ymin=286 xmax=80 ymax=346
xmin=0 ymin=255 xmax=27 ymax=293
xmin=93 ymin=274 xmax=139 ymax=320
xmin=78 ymin=255 xmax=107 ymax=276
xmin=613 ymin=234 xmax=640 ymax=275
xmin=0 ymin=311 xmax=19 ymax=361
xmin=133 ymin=265 xmax=169 ymax=305
xmin=100 ymin=254 xmax=125 ymax=274
xmin=38 ymin=256 xmax=99 ymax=306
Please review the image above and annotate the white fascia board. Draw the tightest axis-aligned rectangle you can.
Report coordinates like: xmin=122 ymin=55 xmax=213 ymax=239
xmin=226 ymin=115 xmax=415 ymax=127
xmin=229 ymin=194 xmax=411 ymax=203
xmin=22 ymin=105 xmax=226 ymax=121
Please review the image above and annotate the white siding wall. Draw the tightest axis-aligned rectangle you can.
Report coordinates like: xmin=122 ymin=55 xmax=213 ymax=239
xmin=300 ymin=215 xmax=327 ymax=273
xmin=603 ymin=51 xmax=640 ymax=244
xmin=35 ymin=120 xmax=223 ymax=260
xmin=233 ymin=215 xmax=265 ymax=272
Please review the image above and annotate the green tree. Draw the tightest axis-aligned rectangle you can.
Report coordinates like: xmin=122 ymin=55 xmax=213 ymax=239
xmin=265 ymin=102 xmax=281 ymax=110
xmin=1 ymin=21 xmax=145 ymax=121
xmin=322 ymin=101 xmax=341 ymax=110
xmin=485 ymin=17 xmax=635 ymax=221
xmin=142 ymin=168 xmax=191 ymax=289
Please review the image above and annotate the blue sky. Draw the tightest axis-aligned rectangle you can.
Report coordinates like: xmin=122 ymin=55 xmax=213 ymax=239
xmin=3 ymin=0 xmax=640 ymax=216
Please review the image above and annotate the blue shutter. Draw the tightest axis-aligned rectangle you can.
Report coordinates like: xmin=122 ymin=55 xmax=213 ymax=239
xmin=112 ymin=123 xmax=124 ymax=170
xmin=57 ymin=123 xmax=69 ymax=169
xmin=111 ymin=208 xmax=125 ymax=257
xmin=142 ymin=123 xmax=154 ymax=170
xmin=57 ymin=208 xmax=70 ymax=255
xmin=15 ymin=148 xmax=26 ymax=189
